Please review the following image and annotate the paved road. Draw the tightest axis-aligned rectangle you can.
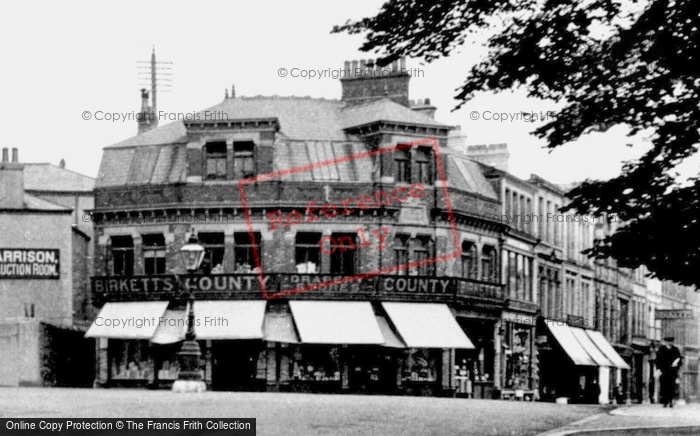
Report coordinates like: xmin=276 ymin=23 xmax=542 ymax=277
xmin=539 ymin=403 xmax=700 ymax=436
xmin=0 ymin=388 xmax=608 ymax=436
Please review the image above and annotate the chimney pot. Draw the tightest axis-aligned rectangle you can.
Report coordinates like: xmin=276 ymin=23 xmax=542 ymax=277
xmin=11 ymin=148 xmax=18 ymax=163
xmin=351 ymin=60 xmax=359 ymax=76
xmin=425 ymin=97 xmax=431 ymax=105
xmin=360 ymin=59 xmax=366 ymax=72
xmin=391 ymin=60 xmax=399 ymax=71
xmin=400 ymin=57 xmax=407 ymax=71
xmin=2 ymin=148 xmax=7 ymax=163
xmin=231 ymin=85 xmax=236 ymax=98
xmin=344 ymin=61 xmax=350 ymax=71
xmin=59 ymin=158 xmax=66 ymax=169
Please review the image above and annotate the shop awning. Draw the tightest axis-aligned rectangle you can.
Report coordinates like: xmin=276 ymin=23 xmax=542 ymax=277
xmin=85 ymin=301 xmax=168 ymax=339
xmin=150 ymin=310 xmax=187 ymax=344
xmin=570 ymin=327 xmax=613 ymax=367
xmin=376 ymin=315 xmax=406 ymax=348
xmin=545 ymin=321 xmax=596 ymax=366
xmin=194 ymin=300 xmax=267 ymax=340
xmin=263 ymin=310 xmax=299 ymax=343
xmin=289 ymin=301 xmax=384 ymax=345
xmin=381 ymin=303 xmax=474 ymax=349
xmin=585 ymin=330 xmax=631 ymax=370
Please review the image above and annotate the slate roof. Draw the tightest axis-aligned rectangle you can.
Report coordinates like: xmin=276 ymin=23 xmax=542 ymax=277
xmin=23 ymin=163 xmax=95 ymax=192
xmin=108 ymin=96 xmax=447 ymax=148
xmin=96 ymin=96 xmax=496 ymax=200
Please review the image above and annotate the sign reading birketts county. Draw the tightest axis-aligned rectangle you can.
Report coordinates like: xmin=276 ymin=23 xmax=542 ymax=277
xmin=0 ymin=248 xmax=60 ymax=279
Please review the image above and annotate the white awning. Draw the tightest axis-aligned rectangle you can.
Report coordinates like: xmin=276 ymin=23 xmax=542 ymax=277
xmin=289 ymin=301 xmax=384 ymax=345
xmin=570 ymin=327 xmax=613 ymax=367
xmin=545 ymin=321 xmax=596 ymax=366
xmin=381 ymin=303 xmax=474 ymax=349
xmin=586 ymin=330 xmax=631 ymax=370
xmin=263 ymin=309 xmax=299 ymax=343
xmin=194 ymin=300 xmax=267 ymax=340
xmin=150 ymin=310 xmax=187 ymax=344
xmin=85 ymin=302 xmax=168 ymax=339
xmin=376 ymin=315 xmax=406 ymax=348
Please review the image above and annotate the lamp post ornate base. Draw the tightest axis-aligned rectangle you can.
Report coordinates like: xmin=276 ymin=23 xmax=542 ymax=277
xmin=173 ymin=295 xmax=206 ymax=393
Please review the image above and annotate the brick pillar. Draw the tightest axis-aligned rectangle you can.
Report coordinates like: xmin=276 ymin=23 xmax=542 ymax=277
xmin=266 ymin=342 xmax=277 ymax=390
xmin=96 ymin=338 xmax=109 ymax=386
xmin=279 ymin=344 xmax=291 ymax=387
xmin=223 ymin=233 xmax=235 ymax=273
xmin=493 ymin=325 xmax=502 ymax=392
xmin=442 ymin=349 xmax=454 ymax=395
xmin=133 ymin=235 xmax=144 ymax=275
xmin=204 ymin=340 xmax=212 ymax=383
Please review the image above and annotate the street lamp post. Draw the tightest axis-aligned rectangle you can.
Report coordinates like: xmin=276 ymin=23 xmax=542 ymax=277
xmin=172 ymin=232 xmax=207 ymax=393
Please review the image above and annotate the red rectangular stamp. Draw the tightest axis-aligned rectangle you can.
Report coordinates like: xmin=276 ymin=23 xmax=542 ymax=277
xmin=238 ymin=137 xmax=461 ymax=299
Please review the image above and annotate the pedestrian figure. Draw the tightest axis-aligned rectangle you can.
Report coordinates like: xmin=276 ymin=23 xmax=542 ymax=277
xmin=656 ymin=336 xmax=683 ymax=407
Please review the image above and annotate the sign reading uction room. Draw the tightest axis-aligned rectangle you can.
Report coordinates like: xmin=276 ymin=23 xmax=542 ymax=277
xmin=0 ymin=248 xmax=60 ymax=279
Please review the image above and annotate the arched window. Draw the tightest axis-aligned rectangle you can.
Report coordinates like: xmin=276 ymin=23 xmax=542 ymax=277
xmin=461 ymin=241 xmax=477 ymax=279
xmin=481 ymin=246 xmax=498 ymax=282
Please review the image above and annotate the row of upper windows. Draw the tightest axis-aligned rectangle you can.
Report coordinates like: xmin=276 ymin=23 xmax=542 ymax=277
xmin=201 ymin=141 xmax=434 ymax=184
xmin=204 ymin=141 xmax=255 ymax=181
xmin=107 ymin=233 xmax=499 ymax=282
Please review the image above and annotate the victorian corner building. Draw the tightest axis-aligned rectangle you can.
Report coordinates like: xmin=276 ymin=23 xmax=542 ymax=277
xmin=84 ymin=58 xmax=700 ymax=404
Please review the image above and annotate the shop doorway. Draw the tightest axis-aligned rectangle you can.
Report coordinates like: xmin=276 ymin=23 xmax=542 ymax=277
xmin=348 ymin=348 xmax=397 ymax=394
xmin=211 ymin=340 xmax=263 ymax=391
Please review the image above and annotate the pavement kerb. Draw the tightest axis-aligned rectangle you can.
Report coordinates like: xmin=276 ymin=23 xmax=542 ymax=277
xmin=535 ymin=405 xmax=700 ymax=436
xmin=535 ymin=411 xmax=615 ymax=436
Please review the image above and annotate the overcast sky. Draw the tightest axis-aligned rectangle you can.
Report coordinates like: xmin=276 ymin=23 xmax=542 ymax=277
xmin=1 ymin=0 xmax=696 ymax=185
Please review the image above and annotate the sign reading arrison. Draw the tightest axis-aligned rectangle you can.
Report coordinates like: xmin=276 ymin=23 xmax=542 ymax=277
xmin=656 ymin=309 xmax=694 ymax=320
xmin=0 ymin=249 xmax=60 ymax=279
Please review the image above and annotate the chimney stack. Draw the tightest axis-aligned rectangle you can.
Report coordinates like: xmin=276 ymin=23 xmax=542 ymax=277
xmin=465 ymin=143 xmax=510 ymax=172
xmin=137 ymin=88 xmax=157 ymax=135
xmin=340 ymin=57 xmax=411 ymax=107
xmin=0 ymin=147 xmax=25 ymax=209
xmin=410 ymin=97 xmax=437 ymax=119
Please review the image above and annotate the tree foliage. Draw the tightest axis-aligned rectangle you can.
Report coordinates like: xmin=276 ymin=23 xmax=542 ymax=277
xmin=334 ymin=0 xmax=700 ymax=287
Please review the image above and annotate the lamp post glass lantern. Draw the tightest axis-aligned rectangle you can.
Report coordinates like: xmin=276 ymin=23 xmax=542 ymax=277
xmin=173 ymin=232 xmax=206 ymax=393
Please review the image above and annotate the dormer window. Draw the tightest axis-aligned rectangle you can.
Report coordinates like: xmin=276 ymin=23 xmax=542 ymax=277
xmin=233 ymin=141 xmax=255 ymax=179
xmin=205 ymin=142 xmax=227 ymax=180
xmin=394 ymin=146 xmax=411 ymax=183
xmin=414 ymin=147 xmax=432 ymax=184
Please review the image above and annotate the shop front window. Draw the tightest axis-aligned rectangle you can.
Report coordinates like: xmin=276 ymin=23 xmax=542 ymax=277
xmin=402 ymin=349 xmax=438 ymax=382
xmin=234 ymin=232 xmax=260 ymax=273
xmin=504 ymin=324 xmax=532 ymax=390
xmin=291 ymin=346 xmax=340 ymax=381
xmin=109 ymin=340 xmax=154 ymax=380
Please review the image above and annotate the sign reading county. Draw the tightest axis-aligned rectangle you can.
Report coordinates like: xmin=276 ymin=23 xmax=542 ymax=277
xmin=0 ymin=249 xmax=60 ymax=279
xmin=655 ymin=309 xmax=694 ymax=320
